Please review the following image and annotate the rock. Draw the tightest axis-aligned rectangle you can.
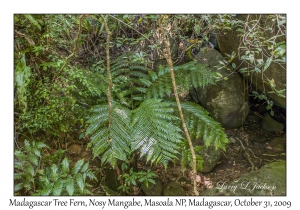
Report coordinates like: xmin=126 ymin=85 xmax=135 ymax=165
xmin=141 ymin=177 xmax=163 ymax=196
xmin=201 ymin=161 xmax=286 ymax=196
xmin=191 ymin=48 xmax=249 ymax=128
xmin=198 ymin=143 xmax=222 ymax=173
xmin=246 ymin=114 xmax=262 ymax=124
xmin=217 ymin=15 xmax=286 ymax=108
xmin=267 ymin=137 xmax=286 ymax=152
xmin=261 ymin=113 xmax=284 ymax=132
xmin=163 ymin=181 xmax=186 ymax=196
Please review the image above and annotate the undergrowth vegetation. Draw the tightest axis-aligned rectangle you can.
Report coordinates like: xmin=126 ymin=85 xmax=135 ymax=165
xmin=14 ymin=14 xmax=285 ymax=195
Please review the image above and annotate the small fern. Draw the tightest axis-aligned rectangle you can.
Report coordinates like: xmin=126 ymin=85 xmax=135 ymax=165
xmin=14 ymin=140 xmax=97 ymax=196
xmin=35 ymin=158 xmax=97 ymax=195
xmin=14 ymin=140 xmax=47 ymax=193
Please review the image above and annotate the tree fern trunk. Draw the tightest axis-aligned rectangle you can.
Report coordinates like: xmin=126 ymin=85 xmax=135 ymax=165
xmin=159 ymin=15 xmax=199 ymax=195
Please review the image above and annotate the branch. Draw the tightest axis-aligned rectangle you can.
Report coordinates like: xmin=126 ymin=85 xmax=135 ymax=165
xmin=14 ymin=30 xmax=35 ymax=46
xmin=158 ymin=15 xmax=199 ymax=196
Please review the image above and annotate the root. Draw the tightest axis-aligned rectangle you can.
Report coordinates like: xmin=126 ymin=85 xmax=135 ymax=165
xmin=236 ymin=137 xmax=256 ymax=171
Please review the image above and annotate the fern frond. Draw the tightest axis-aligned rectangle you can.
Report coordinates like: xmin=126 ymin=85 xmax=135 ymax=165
xmin=146 ymin=61 xmax=218 ymax=99
xmin=108 ymin=53 xmax=152 ymax=108
xmin=75 ymin=173 xmax=84 ymax=194
xmin=176 ymin=101 xmax=229 ymax=151
xmin=61 ymin=157 xmax=70 ymax=175
xmin=131 ymin=99 xmax=183 ymax=166
xmin=86 ymin=102 xmax=132 ymax=166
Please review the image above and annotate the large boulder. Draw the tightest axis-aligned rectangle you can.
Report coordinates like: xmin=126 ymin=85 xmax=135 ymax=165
xmin=201 ymin=161 xmax=286 ymax=196
xmin=217 ymin=15 xmax=286 ymax=108
xmin=190 ymin=48 xmax=249 ymax=128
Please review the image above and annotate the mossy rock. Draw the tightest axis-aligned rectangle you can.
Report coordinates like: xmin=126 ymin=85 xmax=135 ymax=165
xmin=261 ymin=113 xmax=284 ymax=132
xmin=141 ymin=177 xmax=163 ymax=196
xmin=163 ymin=181 xmax=186 ymax=196
xmin=198 ymin=143 xmax=222 ymax=172
xmin=201 ymin=161 xmax=286 ymax=196
xmin=191 ymin=48 xmax=249 ymax=128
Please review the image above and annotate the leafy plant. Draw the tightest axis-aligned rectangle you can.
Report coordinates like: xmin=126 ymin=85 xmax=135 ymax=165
xmin=35 ymin=158 xmax=96 ymax=196
xmin=117 ymin=168 xmax=157 ymax=192
xmin=213 ymin=14 xmax=286 ymax=99
xmin=14 ymin=140 xmax=97 ymax=196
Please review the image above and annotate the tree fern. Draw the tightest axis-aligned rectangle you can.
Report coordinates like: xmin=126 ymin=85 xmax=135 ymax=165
xmin=85 ymin=53 xmax=228 ymax=170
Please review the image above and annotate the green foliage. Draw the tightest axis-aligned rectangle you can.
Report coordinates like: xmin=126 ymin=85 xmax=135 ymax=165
xmin=86 ymin=52 xmax=229 ymax=170
xmin=15 ymin=53 xmax=32 ymax=113
xmin=14 ymin=15 xmax=235 ymax=195
xmin=86 ymin=103 xmax=132 ymax=166
xmin=14 ymin=140 xmax=47 ymax=193
xmin=14 ymin=14 xmax=88 ymax=139
xmin=146 ymin=61 xmax=218 ymax=99
xmin=178 ymin=102 xmax=229 ymax=150
xmin=131 ymin=99 xmax=183 ymax=166
xmin=213 ymin=14 xmax=286 ymax=99
xmin=14 ymin=140 xmax=97 ymax=196
xmin=117 ymin=168 xmax=157 ymax=192
xmin=172 ymin=101 xmax=229 ymax=173
xmin=109 ymin=53 xmax=152 ymax=108
xmin=180 ymin=140 xmax=204 ymax=173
